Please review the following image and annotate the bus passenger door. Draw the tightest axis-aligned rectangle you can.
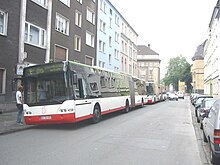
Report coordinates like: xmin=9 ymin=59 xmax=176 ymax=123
xmin=74 ymin=76 xmax=92 ymax=119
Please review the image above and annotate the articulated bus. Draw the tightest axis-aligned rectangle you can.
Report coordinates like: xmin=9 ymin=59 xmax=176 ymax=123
xmin=146 ymin=81 xmax=160 ymax=104
xmin=146 ymin=82 xmax=166 ymax=104
xmin=23 ymin=61 xmax=148 ymax=125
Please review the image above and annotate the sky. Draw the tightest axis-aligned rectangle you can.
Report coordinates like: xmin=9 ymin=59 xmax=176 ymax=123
xmin=110 ymin=0 xmax=217 ymax=78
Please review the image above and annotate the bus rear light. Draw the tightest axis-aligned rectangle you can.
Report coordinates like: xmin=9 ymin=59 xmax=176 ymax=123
xmin=26 ymin=111 xmax=32 ymax=115
xmin=214 ymin=129 xmax=220 ymax=144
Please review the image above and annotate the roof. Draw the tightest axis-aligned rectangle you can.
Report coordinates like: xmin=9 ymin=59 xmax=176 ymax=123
xmin=209 ymin=0 xmax=220 ymax=28
xmin=192 ymin=40 xmax=206 ymax=61
xmin=137 ymin=45 xmax=159 ymax=55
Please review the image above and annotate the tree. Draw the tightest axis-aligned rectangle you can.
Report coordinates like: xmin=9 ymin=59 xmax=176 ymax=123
xmin=162 ymin=55 xmax=192 ymax=92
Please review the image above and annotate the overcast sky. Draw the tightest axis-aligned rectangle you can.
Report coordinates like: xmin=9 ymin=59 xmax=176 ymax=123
xmin=110 ymin=0 xmax=217 ymax=78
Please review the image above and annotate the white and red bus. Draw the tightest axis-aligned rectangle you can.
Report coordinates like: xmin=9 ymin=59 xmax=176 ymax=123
xmin=23 ymin=61 xmax=148 ymax=125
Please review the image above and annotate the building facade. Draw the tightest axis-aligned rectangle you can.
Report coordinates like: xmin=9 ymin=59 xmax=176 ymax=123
xmin=0 ymin=0 xmax=139 ymax=103
xmin=0 ymin=1 xmax=21 ymax=102
xmin=137 ymin=45 xmax=161 ymax=94
xmin=120 ymin=16 xmax=138 ymax=77
xmin=191 ymin=42 xmax=205 ymax=94
xmin=0 ymin=0 xmax=98 ymax=103
xmin=203 ymin=0 xmax=220 ymax=97
xmin=96 ymin=0 xmax=120 ymax=71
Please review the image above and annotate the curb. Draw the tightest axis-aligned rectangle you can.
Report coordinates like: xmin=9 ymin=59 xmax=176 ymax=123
xmin=0 ymin=108 xmax=17 ymax=114
xmin=0 ymin=124 xmax=35 ymax=136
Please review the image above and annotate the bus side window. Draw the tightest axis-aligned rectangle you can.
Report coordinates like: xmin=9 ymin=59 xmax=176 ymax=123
xmin=77 ymin=79 xmax=84 ymax=98
xmin=75 ymin=78 xmax=87 ymax=99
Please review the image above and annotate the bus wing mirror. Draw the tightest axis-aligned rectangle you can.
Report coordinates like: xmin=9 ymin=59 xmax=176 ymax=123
xmin=72 ymin=74 xmax=78 ymax=84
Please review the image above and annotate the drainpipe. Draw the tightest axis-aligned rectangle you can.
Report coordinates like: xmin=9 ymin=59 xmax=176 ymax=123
xmin=18 ymin=0 xmax=27 ymax=64
xmin=45 ymin=0 xmax=52 ymax=63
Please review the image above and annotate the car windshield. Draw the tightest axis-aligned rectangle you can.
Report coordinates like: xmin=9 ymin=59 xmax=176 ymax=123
xmin=196 ymin=98 xmax=204 ymax=104
xmin=204 ymin=100 xmax=216 ymax=108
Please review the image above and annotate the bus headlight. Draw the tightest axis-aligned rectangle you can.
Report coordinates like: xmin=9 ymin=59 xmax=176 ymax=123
xmin=26 ymin=111 xmax=32 ymax=115
xmin=60 ymin=109 xmax=74 ymax=113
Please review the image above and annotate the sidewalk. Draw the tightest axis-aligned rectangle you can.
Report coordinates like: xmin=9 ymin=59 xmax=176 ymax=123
xmin=0 ymin=102 xmax=17 ymax=114
xmin=0 ymin=103 xmax=33 ymax=135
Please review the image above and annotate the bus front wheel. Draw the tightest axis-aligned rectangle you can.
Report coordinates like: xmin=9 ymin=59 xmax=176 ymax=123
xmin=92 ymin=105 xmax=101 ymax=123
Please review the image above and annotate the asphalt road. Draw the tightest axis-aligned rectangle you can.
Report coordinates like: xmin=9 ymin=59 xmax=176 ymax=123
xmin=0 ymin=98 xmax=204 ymax=165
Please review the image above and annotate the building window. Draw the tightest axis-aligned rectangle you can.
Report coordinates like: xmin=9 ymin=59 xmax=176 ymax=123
xmin=109 ymin=54 xmax=112 ymax=65
xmin=109 ymin=36 xmax=112 ymax=47
xmin=99 ymin=40 xmax=105 ymax=53
xmin=76 ymin=0 xmax=82 ymax=4
xmin=0 ymin=68 xmax=6 ymax=94
xmin=85 ymin=55 xmax=93 ymax=66
xmin=86 ymin=31 xmax=94 ymax=47
xmin=115 ymin=14 xmax=119 ymax=26
xmin=121 ymin=57 xmax=124 ymax=72
xmin=59 ymin=0 xmax=70 ymax=7
xmin=115 ymin=32 xmax=119 ymax=43
xmin=114 ymin=49 xmax=119 ymax=60
xmin=0 ymin=10 xmax=8 ymax=36
xmin=100 ymin=20 xmax=106 ymax=33
xmin=125 ymin=43 xmax=127 ymax=54
xmin=109 ymin=17 xmax=112 ymax=28
xmin=55 ymin=45 xmax=68 ymax=62
xmin=100 ymin=0 xmax=106 ymax=13
xmin=99 ymin=61 xmax=105 ymax=68
xmin=129 ymin=64 xmax=132 ymax=74
xmin=75 ymin=10 xmax=82 ymax=27
xmin=87 ymin=7 xmax=95 ymax=24
xmin=55 ymin=13 xmax=69 ymax=35
xmin=74 ymin=35 xmax=81 ymax=51
xmin=32 ymin=0 xmax=48 ymax=8
xmin=24 ymin=22 xmax=46 ymax=48
xmin=121 ymin=40 xmax=124 ymax=52
xmin=129 ymin=46 xmax=132 ymax=57
xmin=101 ymin=22 xmax=106 ymax=33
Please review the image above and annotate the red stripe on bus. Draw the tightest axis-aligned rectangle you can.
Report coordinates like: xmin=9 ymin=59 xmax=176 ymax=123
xmin=24 ymin=113 xmax=76 ymax=125
xmin=75 ymin=114 xmax=93 ymax=122
xmin=101 ymin=106 xmax=126 ymax=115
xmin=24 ymin=106 xmax=127 ymax=125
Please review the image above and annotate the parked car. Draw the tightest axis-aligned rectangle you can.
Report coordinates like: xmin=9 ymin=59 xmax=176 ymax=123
xmin=194 ymin=95 xmax=213 ymax=112
xmin=203 ymin=99 xmax=220 ymax=164
xmin=197 ymin=98 xmax=217 ymax=129
xmin=194 ymin=98 xmax=205 ymax=117
xmin=190 ymin=93 xmax=199 ymax=104
xmin=168 ymin=93 xmax=178 ymax=101
xmin=177 ymin=91 xmax=184 ymax=99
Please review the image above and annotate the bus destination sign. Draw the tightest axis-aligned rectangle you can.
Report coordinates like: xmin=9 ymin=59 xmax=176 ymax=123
xmin=25 ymin=63 xmax=64 ymax=76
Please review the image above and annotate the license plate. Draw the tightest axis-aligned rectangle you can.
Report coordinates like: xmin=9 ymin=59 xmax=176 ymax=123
xmin=41 ymin=116 xmax=52 ymax=120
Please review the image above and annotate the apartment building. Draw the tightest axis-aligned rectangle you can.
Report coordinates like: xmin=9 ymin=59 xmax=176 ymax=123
xmin=120 ymin=16 xmax=138 ymax=77
xmin=0 ymin=0 xmax=140 ymax=103
xmin=137 ymin=44 xmax=161 ymax=92
xmin=0 ymin=0 xmax=98 ymax=102
xmin=0 ymin=1 xmax=21 ymax=102
xmin=96 ymin=0 xmax=120 ymax=71
xmin=203 ymin=0 xmax=220 ymax=97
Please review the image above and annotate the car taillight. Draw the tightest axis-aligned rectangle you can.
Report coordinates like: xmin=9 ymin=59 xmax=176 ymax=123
xmin=214 ymin=129 xmax=220 ymax=144
xmin=201 ymin=108 xmax=209 ymax=113
xmin=200 ymin=108 xmax=205 ymax=113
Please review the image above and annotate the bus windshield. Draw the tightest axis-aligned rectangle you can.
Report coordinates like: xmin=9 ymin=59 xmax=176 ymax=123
xmin=24 ymin=72 xmax=69 ymax=106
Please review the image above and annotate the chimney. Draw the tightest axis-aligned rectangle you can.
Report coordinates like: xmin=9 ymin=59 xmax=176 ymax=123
xmin=148 ymin=44 xmax=150 ymax=48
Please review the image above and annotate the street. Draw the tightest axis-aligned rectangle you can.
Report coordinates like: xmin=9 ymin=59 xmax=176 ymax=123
xmin=0 ymin=98 xmax=204 ymax=165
